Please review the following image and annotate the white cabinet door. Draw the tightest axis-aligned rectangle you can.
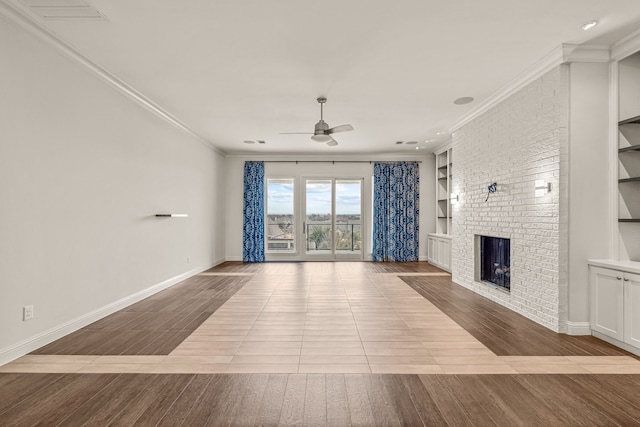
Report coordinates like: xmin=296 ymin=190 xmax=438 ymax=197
xmin=590 ymin=267 xmax=624 ymax=340
xmin=438 ymin=237 xmax=451 ymax=271
xmin=624 ymin=272 xmax=640 ymax=349
xmin=427 ymin=236 xmax=436 ymax=263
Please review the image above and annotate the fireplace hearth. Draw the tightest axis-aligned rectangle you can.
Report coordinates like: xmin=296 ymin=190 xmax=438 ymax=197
xmin=478 ymin=236 xmax=510 ymax=291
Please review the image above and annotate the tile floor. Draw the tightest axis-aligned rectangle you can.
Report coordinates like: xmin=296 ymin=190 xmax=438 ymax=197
xmin=3 ymin=265 xmax=640 ymax=374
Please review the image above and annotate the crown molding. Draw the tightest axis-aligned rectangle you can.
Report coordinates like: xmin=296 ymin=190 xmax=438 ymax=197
xmin=562 ymin=44 xmax=610 ymax=63
xmin=224 ymin=153 xmax=430 ymax=162
xmin=611 ymin=27 xmax=640 ymax=61
xmin=0 ymin=0 xmax=225 ymax=156
xmin=451 ymin=43 xmax=611 ymax=132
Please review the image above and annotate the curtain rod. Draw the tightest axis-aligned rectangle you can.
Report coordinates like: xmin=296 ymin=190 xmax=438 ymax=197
xmin=263 ymin=160 xmax=422 ymax=164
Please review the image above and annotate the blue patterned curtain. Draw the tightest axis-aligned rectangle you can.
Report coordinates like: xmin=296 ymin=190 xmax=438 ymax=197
xmin=372 ymin=162 xmax=420 ymax=262
xmin=243 ymin=161 xmax=265 ymax=262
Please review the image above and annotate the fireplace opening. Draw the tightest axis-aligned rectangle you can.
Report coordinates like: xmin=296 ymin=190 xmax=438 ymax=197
xmin=479 ymin=236 xmax=510 ymax=291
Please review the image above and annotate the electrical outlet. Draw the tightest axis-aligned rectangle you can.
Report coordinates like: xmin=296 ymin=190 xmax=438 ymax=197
xmin=23 ymin=305 xmax=34 ymax=321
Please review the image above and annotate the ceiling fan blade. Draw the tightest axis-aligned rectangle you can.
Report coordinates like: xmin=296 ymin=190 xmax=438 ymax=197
xmin=279 ymin=132 xmax=313 ymax=135
xmin=326 ymin=138 xmax=338 ymax=147
xmin=327 ymin=124 xmax=353 ymax=134
xmin=311 ymin=134 xmax=332 ymax=143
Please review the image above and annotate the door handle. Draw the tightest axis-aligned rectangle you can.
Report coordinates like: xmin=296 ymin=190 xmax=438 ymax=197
xmin=617 ymin=277 xmax=622 ymax=280
xmin=303 ymin=221 xmax=306 ymax=234
xmin=624 ymin=278 xmax=629 ymax=282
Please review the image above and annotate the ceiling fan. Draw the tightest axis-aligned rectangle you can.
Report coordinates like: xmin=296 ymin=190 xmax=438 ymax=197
xmin=280 ymin=97 xmax=353 ymax=146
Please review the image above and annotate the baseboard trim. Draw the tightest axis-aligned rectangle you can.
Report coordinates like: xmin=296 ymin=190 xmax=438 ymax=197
xmin=0 ymin=259 xmax=224 ymax=366
xmin=565 ymin=321 xmax=592 ymax=336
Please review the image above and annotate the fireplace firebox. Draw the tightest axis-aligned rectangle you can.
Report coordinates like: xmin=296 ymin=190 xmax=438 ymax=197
xmin=478 ymin=236 xmax=510 ymax=291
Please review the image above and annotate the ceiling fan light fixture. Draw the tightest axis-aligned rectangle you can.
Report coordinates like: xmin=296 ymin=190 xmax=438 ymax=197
xmin=311 ymin=134 xmax=332 ymax=143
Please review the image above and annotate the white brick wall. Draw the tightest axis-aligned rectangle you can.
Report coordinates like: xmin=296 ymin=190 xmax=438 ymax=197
xmin=451 ymin=66 xmax=569 ymax=332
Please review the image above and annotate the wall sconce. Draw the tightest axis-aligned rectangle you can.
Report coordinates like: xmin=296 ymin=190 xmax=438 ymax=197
xmin=535 ymin=180 xmax=551 ymax=197
xmin=450 ymin=193 xmax=459 ymax=203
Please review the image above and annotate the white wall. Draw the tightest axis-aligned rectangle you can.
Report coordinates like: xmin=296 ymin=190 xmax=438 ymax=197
xmin=451 ymin=66 xmax=569 ymax=332
xmin=0 ymin=14 xmax=226 ymax=361
xmin=225 ymin=155 xmax=434 ymax=261
xmin=567 ymin=62 xmax=611 ymax=329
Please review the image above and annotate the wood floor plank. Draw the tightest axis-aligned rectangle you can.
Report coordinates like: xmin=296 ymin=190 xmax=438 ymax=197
xmin=398 ymin=375 xmax=447 ymax=426
xmin=278 ymin=374 xmax=307 ymax=426
xmin=514 ymin=375 xmax=622 ymax=426
xmin=0 ymin=373 xmax=64 ymax=414
xmin=179 ymin=374 xmax=234 ymax=426
xmin=476 ymin=375 xmax=566 ymax=426
xmin=557 ymin=375 xmax=640 ymax=425
xmin=418 ymin=375 xmax=477 ymax=427
xmin=344 ymin=374 xmax=376 ymax=426
xmin=303 ymin=373 xmax=327 ymax=426
xmin=254 ymin=374 xmax=288 ymax=426
xmin=206 ymin=374 xmax=252 ymax=426
xmin=224 ymin=374 xmax=270 ymax=426
xmin=361 ymin=374 xmax=401 ymax=427
xmin=155 ymin=374 xmax=213 ymax=426
xmin=104 ymin=374 xmax=193 ymax=426
xmin=326 ymin=374 xmax=351 ymax=426
xmin=0 ymin=374 xmax=79 ymax=424
xmin=378 ymin=375 xmax=424 ymax=427
xmin=56 ymin=374 xmax=156 ymax=426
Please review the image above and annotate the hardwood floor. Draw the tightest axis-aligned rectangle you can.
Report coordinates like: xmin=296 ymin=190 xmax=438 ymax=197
xmin=1 ymin=372 xmax=640 ymax=426
xmin=2 ymin=261 xmax=640 ymax=425
xmin=32 ymin=274 xmax=250 ymax=355
xmin=401 ymin=275 xmax=632 ymax=357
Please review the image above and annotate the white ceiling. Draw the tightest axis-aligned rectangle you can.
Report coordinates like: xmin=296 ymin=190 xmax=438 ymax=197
xmin=9 ymin=0 xmax=640 ymax=154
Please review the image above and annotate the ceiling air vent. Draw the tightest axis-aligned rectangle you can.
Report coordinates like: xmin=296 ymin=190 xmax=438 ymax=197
xmin=21 ymin=0 xmax=106 ymax=20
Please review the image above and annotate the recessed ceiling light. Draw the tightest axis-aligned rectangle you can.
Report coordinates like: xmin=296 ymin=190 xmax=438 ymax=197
xmin=581 ymin=20 xmax=598 ymax=31
xmin=406 ymin=141 xmax=417 ymax=145
xmin=454 ymin=97 xmax=474 ymax=105
xmin=415 ymin=147 xmax=420 ymax=150
xmin=436 ymin=132 xmax=446 ymax=136
xmin=243 ymin=140 xmax=255 ymax=144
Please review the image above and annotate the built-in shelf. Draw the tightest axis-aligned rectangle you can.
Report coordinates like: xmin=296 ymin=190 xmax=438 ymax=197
xmin=619 ymin=145 xmax=640 ymax=153
xmin=618 ymin=115 xmax=640 ymax=126
xmin=619 ymin=177 xmax=640 ymax=183
xmin=619 ymin=219 xmax=640 ymax=223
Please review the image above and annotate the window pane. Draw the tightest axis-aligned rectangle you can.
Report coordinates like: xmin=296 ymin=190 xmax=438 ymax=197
xmin=336 ymin=180 xmax=362 ymax=254
xmin=306 ymin=179 xmax=333 ymax=254
xmin=266 ymin=179 xmax=295 ymax=253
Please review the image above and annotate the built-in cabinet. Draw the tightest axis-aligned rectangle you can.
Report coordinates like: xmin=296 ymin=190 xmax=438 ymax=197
xmin=427 ymin=234 xmax=451 ymax=271
xmin=589 ymin=263 xmax=640 ymax=355
xmin=428 ymin=144 xmax=452 ymax=272
xmin=618 ymin=51 xmax=640 ymax=260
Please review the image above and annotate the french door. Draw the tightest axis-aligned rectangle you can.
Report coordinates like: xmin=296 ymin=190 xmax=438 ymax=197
xmin=303 ymin=178 xmax=363 ymax=260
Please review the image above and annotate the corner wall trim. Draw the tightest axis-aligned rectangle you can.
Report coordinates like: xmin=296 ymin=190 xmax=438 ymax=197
xmin=0 ymin=259 xmax=224 ymax=366
xmin=0 ymin=0 xmax=225 ymax=157
xmin=565 ymin=321 xmax=592 ymax=336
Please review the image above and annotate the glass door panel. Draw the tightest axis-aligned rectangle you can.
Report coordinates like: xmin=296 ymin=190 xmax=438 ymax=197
xmin=335 ymin=180 xmax=362 ymax=258
xmin=305 ymin=179 xmax=333 ymax=256
xmin=266 ymin=179 xmax=295 ymax=253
